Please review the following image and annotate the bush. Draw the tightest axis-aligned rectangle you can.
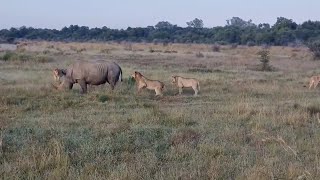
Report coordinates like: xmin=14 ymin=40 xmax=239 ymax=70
xmin=1 ymin=52 xmax=29 ymax=62
xmin=188 ymin=68 xmax=213 ymax=73
xmin=307 ymin=40 xmax=320 ymax=60
xmin=100 ymin=49 xmax=111 ymax=54
xmin=2 ymin=51 xmax=15 ymax=61
xmin=257 ymin=50 xmax=272 ymax=71
xmin=98 ymin=95 xmax=108 ymax=103
xmin=230 ymin=43 xmax=238 ymax=49
xmin=211 ymin=44 xmax=220 ymax=52
xmin=76 ymin=48 xmax=86 ymax=53
xmin=195 ymin=52 xmax=204 ymax=58
xmin=35 ymin=55 xmax=53 ymax=63
xmin=247 ymin=41 xmax=256 ymax=47
xmin=0 ymin=51 xmax=52 ymax=63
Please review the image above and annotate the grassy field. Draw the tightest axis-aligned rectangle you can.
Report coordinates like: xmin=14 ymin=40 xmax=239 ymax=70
xmin=1 ymin=41 xmax=320 ymax=179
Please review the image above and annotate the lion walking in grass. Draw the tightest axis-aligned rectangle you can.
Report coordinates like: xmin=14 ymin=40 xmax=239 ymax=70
xmin=309 ymin=75 xmax=320 ymax=89
xmin=171 ymin=75 xmax=200 ymax=96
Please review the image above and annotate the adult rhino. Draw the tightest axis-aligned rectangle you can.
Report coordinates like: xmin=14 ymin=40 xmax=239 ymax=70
xmin=52 ymin=61 xmax=123 ymax=93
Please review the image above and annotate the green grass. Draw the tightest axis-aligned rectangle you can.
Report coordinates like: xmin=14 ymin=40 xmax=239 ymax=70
xmin=1 ymin=42 xmax=320 ymax=179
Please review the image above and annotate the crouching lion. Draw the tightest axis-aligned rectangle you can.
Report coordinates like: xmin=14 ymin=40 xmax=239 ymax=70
xmin=131 ymin=71 xmax=165 ymax=96
xmin=309 ymin=75 xmax=320 ymax=89
xmin=171 ymin=75 xmax=200 ymax=96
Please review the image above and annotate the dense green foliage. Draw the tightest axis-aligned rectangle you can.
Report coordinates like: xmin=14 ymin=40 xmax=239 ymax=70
xmin=1 ymin=17 xmax=320 ymax=45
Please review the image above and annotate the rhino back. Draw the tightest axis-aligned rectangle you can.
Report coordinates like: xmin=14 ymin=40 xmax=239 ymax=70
xmin=71 ymin=61 xmax=109 ymax=84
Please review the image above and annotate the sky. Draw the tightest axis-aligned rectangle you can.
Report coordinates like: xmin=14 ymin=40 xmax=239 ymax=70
xmin=1 ymin=0 xmax=319 ymax=29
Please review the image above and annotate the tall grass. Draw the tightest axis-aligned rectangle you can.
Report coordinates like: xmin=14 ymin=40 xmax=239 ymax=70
xmin=0 ymin=42 xmax=319 ymax=179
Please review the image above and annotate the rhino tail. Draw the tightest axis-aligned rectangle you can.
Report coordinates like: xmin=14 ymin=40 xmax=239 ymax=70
xmin=119 ymin=67 xmax=123 ymax=82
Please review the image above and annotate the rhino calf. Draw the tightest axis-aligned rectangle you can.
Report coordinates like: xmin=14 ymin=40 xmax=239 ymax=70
xmin=53 ymin=61 xmax=123 ymax=93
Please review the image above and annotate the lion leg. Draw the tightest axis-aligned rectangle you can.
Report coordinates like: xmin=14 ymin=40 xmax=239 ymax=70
xmin=178 ymin=87 xmax=183 ymax=95
xmin=309 ymin=80 xmax=314 ymax=89
xmin=137 ymin=84 xmax=146 ymax=94
xmin=314 ymin=81 xmax=319 ymax=89
xmin=137 ymin=87 xmax=143 ymax=94
xmin=193 ymin=86 xmax=199 ymax=96
xmin=155 ymin=88 xmax=163 ymax=96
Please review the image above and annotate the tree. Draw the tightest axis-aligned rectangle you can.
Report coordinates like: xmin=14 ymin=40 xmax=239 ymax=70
xmin=186 ymin=18 xmax=204 ymax=28
xmin=258 ymin=23 xmax=271 ymax=30
xmin=155 ymin=21 xmax=174 ymax=29
xmin=273 ymin=17 xmax=297 ymax=30
xmin=226 ymin=17 xmax=255 ymax=28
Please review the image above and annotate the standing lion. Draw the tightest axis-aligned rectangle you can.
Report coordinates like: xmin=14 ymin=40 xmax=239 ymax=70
xmin=171 ymin=75 xmax=200 ymax=96
xmin=309 ymin=75 xmax=320 ymax=89
xmin=131 ymin=71 xmax=165 ymax=96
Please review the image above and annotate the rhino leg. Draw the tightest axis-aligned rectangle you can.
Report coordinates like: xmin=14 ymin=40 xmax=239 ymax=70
xmin=108 ymin=77 xmax=116 ymax=90
xmin=78 ymin=80 xmax=87 ymax=94
xmin=110 ymin=81 xmax=115 ymax=90
xmin=68 ymin=83 xmax=73 ymax=90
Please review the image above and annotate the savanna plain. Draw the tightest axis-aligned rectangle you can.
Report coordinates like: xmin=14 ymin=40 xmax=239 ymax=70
xmin=1 ymin=41 xmax=320 ymax=179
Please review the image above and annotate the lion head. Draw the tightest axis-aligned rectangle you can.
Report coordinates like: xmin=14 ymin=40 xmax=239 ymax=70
xmin=171 ymin=75 xmax=177 ymax=84
xmin=52 ymin=68 xmax=66 ymax=82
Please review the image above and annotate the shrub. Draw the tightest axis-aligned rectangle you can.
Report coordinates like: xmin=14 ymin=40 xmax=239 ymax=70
xmin=2 ymin=51 xmax=15 ymax=61
xmin=0 ymin=51 xmax=52 ymax=63
xmin=247 ymin=41 xmax=256 ymax=47
xmin=211 ymin=44 xmax=221 ymax=52
xmin=98 ymin=95 xmax=108 ymax=103
xmin=76 ymin=48 xmax=86 ymax=53
xmin=257 ymin=49 xmax=272 ymax=71
xmin=123 ymin=42 xmax=133 ymax=51
xmin=1 ymin=52 xmax=29 ymax=62
xmin=100 ymin=49 xmax=111 ymax=54
xmin=230 ymin=43 xmax=238 ymax=49
xmin=42 ymin=50 xmax=50 ymax=54
xmin=195 ymin=52 xmax=204 ymax=58
xmin=306 ymin=104 xmax=320 ymax=116
xmin=149 ymin=47 xmax=155 ymax=53
xmin=35 ymin=55 xmax=53 ymax=63
xmin=188 ymin=68 xmax=213 ymax=73
xmin=307 ymin=40 xmax=320 ymax=60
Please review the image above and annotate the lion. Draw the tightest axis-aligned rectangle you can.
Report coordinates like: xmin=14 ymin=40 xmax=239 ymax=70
xmin=52 ymin=68 xmax=67 ymax=83
xmin=309 ymin=75 xmax=320 ymax=89
xmin=131 ymin=71 xmax=165 ymax=96
xmin=171 ymin=75 xmax=200 ymax=96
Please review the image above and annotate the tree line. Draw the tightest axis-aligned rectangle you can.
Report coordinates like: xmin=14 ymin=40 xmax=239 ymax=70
xmin=1 ymin=17 xmax=320 ymax=46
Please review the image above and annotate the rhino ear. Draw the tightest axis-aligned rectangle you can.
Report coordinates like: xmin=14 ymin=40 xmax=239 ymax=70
xmin=61 ymin=69 xmax=67 ymax=75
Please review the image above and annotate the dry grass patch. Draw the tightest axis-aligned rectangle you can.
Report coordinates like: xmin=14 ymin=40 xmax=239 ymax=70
xmin=1 ymin=42 xmax=320 ymax=179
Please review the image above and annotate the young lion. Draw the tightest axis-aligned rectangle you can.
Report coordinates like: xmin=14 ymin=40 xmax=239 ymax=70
xmin=52 ymin=68 xmax=67 ymax=83
xmin=309 ymin=75 xmax=320 ymax=89
xmin=131 ymin=71 xmax=165 ymax=96
xmin=171 ymin=75 xmax=200 ymax=96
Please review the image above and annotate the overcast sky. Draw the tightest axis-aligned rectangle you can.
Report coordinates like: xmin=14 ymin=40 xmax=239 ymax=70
xmin=1 ymin=0 xmax=319 ymax=29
